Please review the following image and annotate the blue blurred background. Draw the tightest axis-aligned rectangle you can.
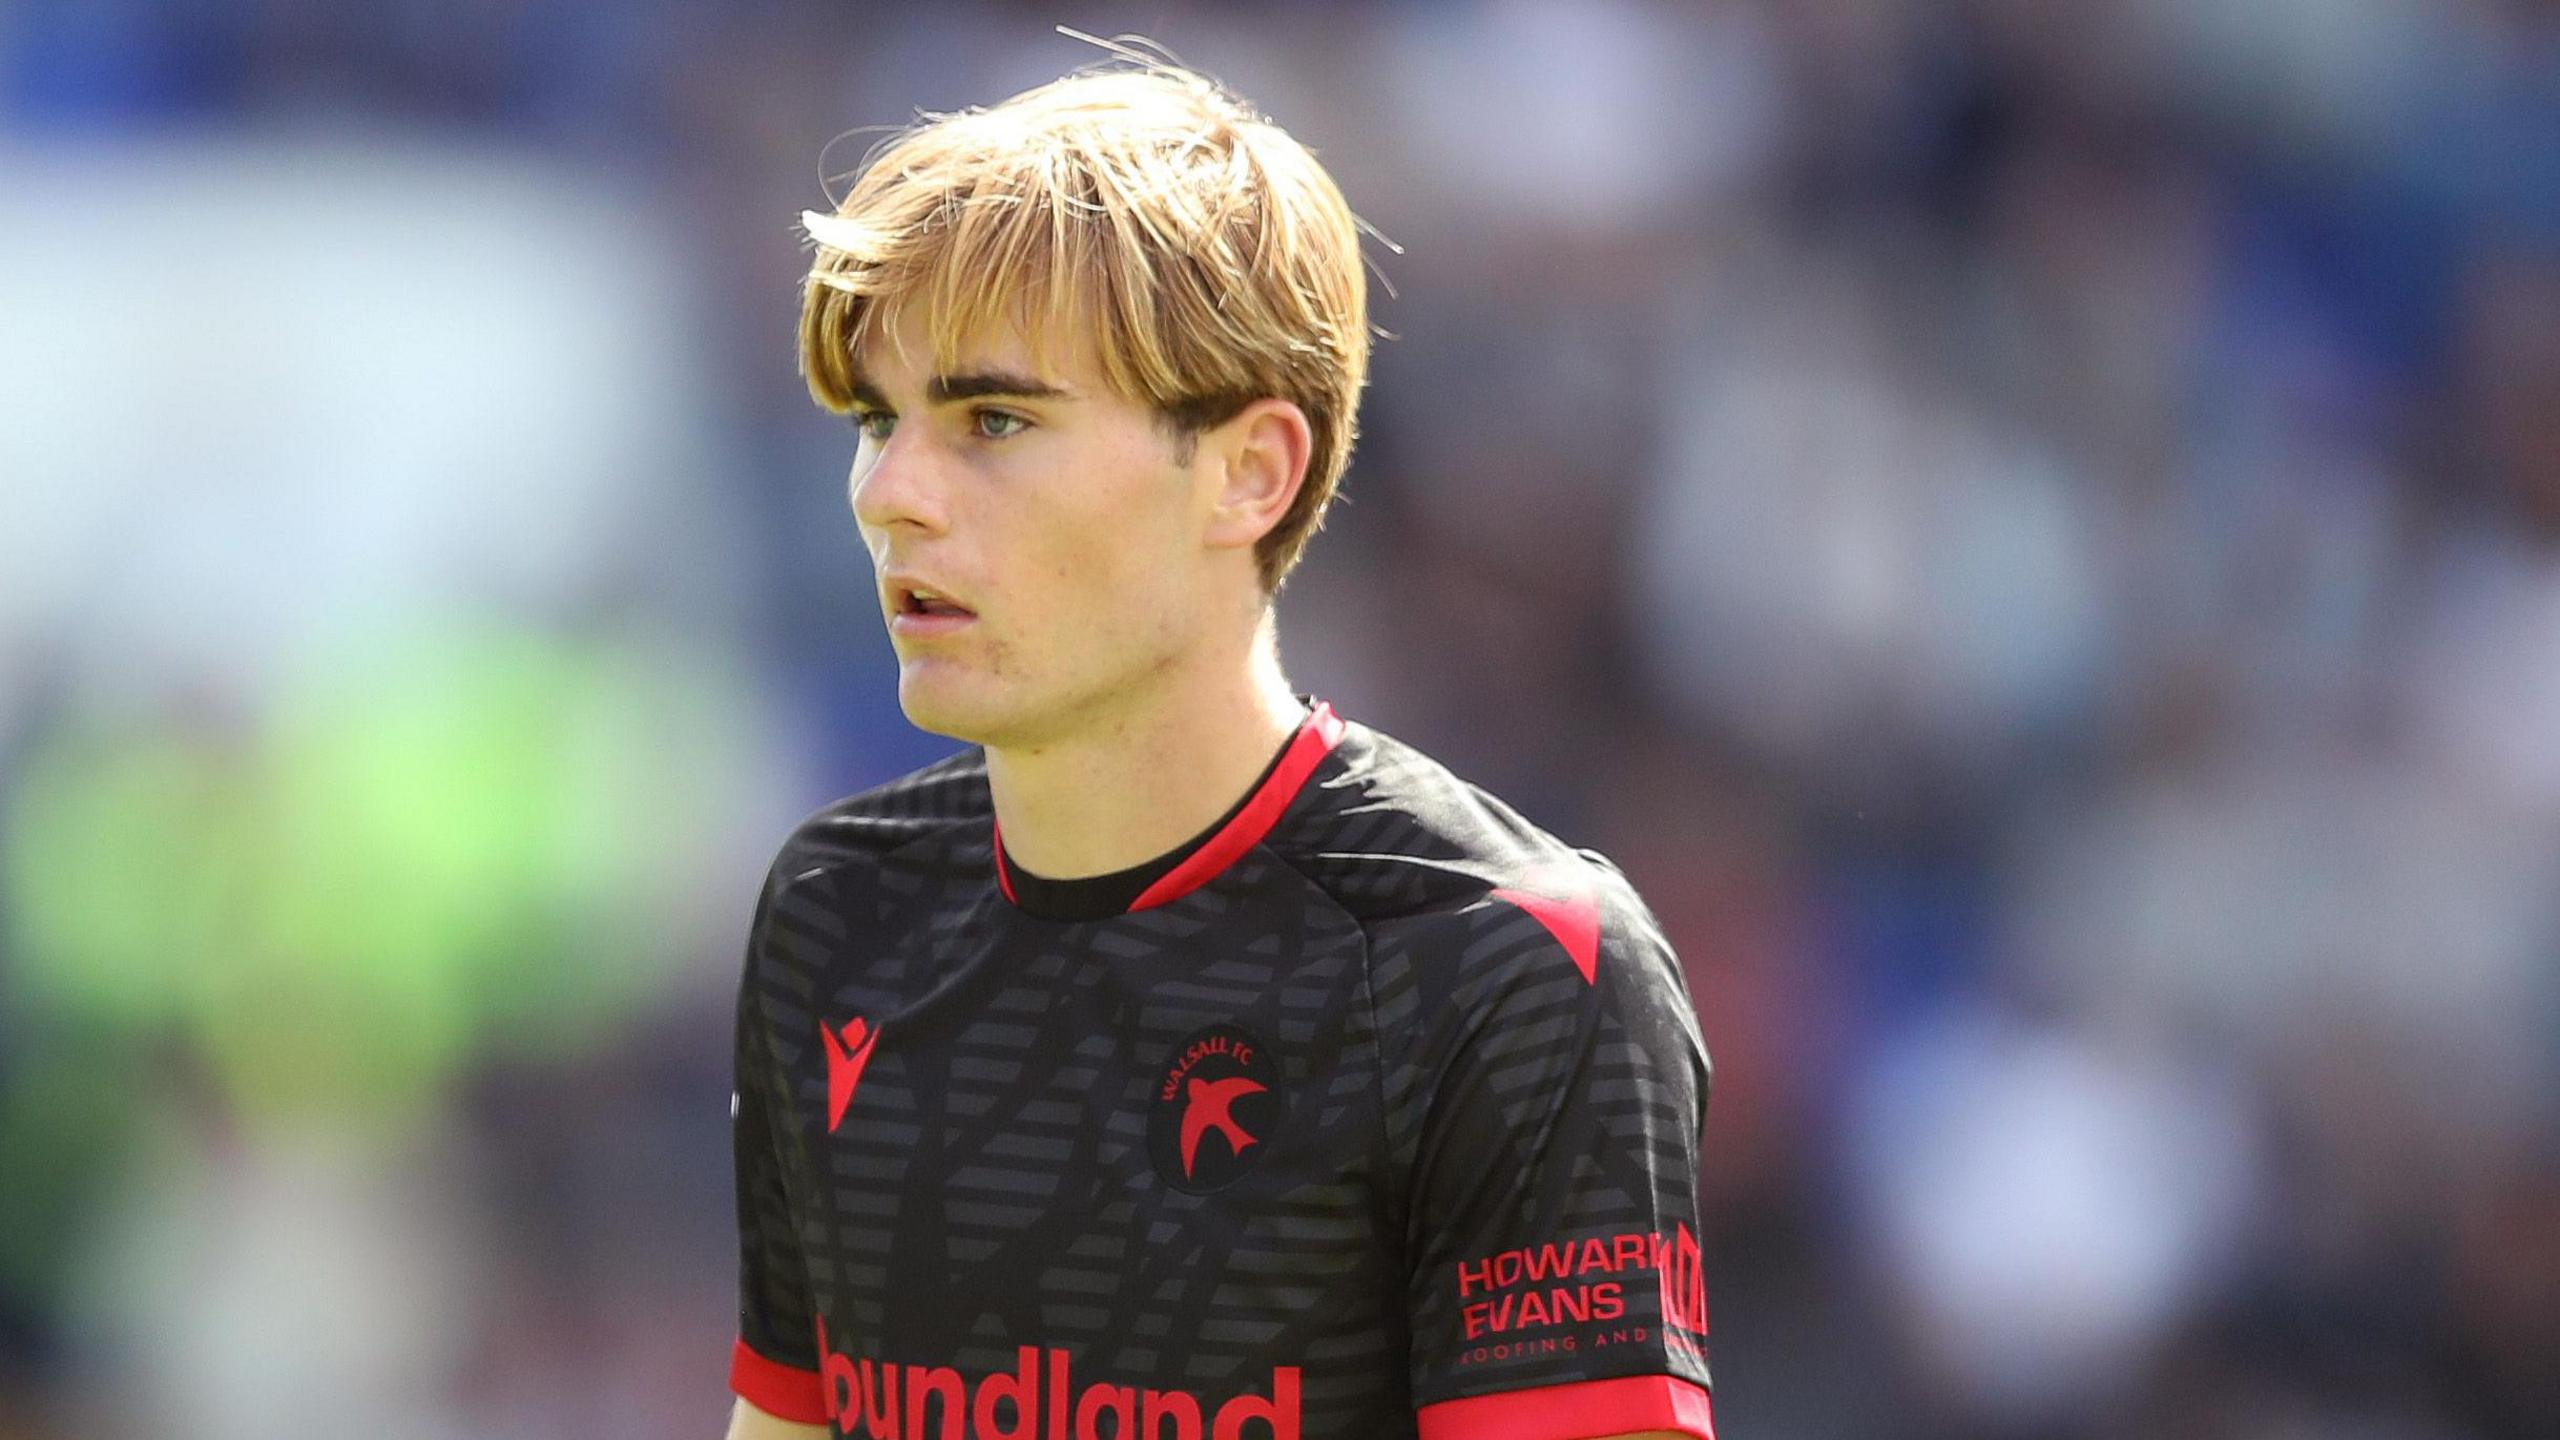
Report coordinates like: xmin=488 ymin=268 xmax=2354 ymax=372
xmin=3 ymin=2 xmax=2557 ymax=1436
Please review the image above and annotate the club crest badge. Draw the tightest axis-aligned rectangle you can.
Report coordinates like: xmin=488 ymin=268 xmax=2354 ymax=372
xmin=1147 ymin=1022 xmax=1287 ymax=1193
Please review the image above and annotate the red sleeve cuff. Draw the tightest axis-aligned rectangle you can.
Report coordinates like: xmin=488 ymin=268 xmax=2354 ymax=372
xmin=1417 ymin=1372 xmax=1715 ymax=1440
xmin=729 ymin=1337 xmax=830 ymax=1425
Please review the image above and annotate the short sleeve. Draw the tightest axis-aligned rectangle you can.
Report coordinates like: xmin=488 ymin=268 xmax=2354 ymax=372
xmin=728 ymin=887 xmax=829 ymax=1424
xmin=1391 ymin=864 xmax=1716 ymax=1440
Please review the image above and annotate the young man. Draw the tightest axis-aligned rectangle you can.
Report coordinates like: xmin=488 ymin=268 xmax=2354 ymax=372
xmin=724 ymin=61 xmax=1714 ymax=1440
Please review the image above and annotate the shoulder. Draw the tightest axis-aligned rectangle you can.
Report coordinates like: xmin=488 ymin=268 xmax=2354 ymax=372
xmin=755 ymin=744 xmax=992 ymax=915
xmin=1285 ymin=723 xmax=1709 ymax=1172
xmin=736 ymin=746 xmax=992 ymax=1008
xmin=1270 ymin=719 xmax=1683 ymax=1008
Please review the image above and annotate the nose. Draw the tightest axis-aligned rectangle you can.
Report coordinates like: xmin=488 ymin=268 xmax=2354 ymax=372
xmin=849 ymin=427 xmax=950 ymax=539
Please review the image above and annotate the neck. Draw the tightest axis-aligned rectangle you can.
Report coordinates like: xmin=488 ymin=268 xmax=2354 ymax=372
xmin=984 ymin=614 xmax=1307 ymax=880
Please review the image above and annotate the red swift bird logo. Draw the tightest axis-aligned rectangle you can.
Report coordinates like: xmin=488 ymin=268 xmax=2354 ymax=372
xmin=1148 ymin=1023 xmax=1282 ymax=1191
xmin=820 ymin=1016 xmax=878 ymax=1134
xmin=1179 ymin=1075 xmax=1266 ymax=1178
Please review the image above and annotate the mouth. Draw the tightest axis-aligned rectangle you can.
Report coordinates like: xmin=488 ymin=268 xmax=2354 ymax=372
xmin=895 ymin=584 xmax=975 ymax=618
xmin=887 ymin=579 xmax=978 ymax=633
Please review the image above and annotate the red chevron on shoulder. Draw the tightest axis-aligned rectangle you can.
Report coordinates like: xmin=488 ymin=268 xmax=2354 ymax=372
xmin=1491 ymin=861 xmax=1602 ymax=985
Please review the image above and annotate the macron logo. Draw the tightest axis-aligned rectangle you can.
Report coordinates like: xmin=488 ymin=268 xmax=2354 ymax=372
xmin=821 ymin=1016 xmax=879 ymax=1133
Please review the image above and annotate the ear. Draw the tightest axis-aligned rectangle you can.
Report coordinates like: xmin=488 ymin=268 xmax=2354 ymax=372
xmin=1198 ymin=398 xmax=1313 ymax=558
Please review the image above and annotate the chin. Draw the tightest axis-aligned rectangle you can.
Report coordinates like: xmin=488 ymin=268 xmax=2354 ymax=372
xmin=895 ymin=666 xmax=1031 ymax=748
xmin=894 ymin=671 xmax=987 ymax=743
xmin=897 ymin=662 xmax=1131 ymax=752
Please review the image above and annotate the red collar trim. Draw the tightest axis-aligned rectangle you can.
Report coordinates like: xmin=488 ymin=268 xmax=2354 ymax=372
xmin=992 ymin=700 xmax=1346 ymax=916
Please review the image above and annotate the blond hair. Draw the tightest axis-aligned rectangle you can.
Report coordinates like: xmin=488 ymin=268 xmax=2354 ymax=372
xmin=797 ymin=63 xmax=1372 ymax=591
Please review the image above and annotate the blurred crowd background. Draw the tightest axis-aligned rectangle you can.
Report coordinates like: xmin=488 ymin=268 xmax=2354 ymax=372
xmin=4 ymin=1 xmax=2557 ymax=1437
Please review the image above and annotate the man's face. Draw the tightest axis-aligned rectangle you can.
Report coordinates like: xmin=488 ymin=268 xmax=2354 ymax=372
xmin=846 ymin=305 xmax=1223 ymax=749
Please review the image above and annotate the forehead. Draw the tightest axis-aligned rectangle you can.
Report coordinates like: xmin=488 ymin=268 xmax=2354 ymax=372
xmin=849 ymin=298 xmax=1106 ymax=400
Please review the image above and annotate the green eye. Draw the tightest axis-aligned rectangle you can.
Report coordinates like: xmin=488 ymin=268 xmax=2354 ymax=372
xmin=851 ymin=409 xmax=895 ymax=442
xmin=975 ymin=409 xmax=1029 ymax=439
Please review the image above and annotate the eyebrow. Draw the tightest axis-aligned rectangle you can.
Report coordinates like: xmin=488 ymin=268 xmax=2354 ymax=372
xmin=845 ymin=369 xmax=1076 ymax=410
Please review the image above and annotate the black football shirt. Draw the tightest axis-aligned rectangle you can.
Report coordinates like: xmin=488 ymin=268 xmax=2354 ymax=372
xmin=729 ymin=699 xmax=1715 ymax=1439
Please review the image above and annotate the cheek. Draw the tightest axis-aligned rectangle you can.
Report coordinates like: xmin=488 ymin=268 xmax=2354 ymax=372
xmin=1099 ymin=503 xmax=1203 ymax=631
xmin=986 ymin=514 xmax=1120 ymax=662
xmin=994 ymin=433 xmax=1200 ymax=661
xmin=1038 ymin=470 xmax=1187 ymax=606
